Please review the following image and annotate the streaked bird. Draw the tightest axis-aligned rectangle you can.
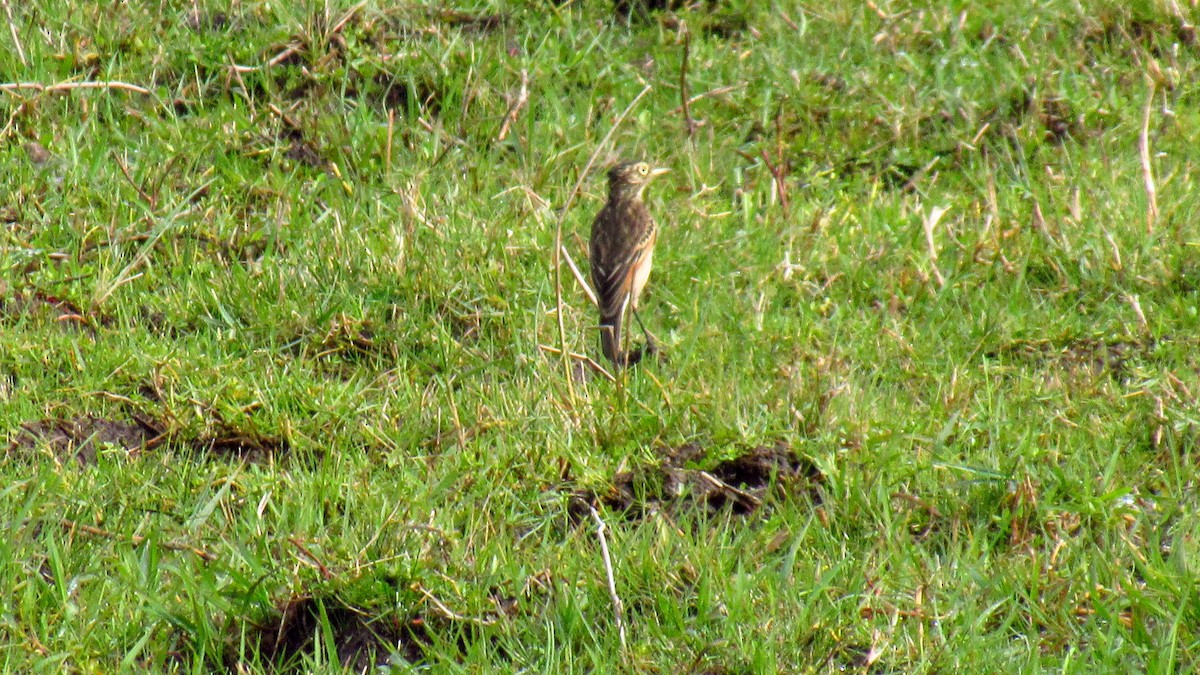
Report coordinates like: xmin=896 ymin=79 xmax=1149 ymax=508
xmin=589 ymin=160 xmax=670 ymax=368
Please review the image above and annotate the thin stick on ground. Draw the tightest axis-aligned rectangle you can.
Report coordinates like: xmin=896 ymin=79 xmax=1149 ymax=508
xmin=698 ymin=471 xmax=762 ymax=510
xmin=922 ymin=204 xmax=949 ymax=288
xmin=1139 ymin=80 xmax=1158 ymax=233
xmin=679 ymin=29 xmax=698 ymax=137
xmin=760 ymin=148 xmax=789 ymax=217
xmin=417 ymin=584 xmax=496 ymax=626
xmin=386 ymin=108 xmax=395 ymax=174
xmin=111 ymin=151 xmax=156 ymax=208
xmin=537 ymin=344 xmax=616 ymax=382
xmin=0 ymin=80 xmax=152 ymax=96
xmin=1 ymin=0 xmax=25 ymax=67
xmin=668 ymin=83 xmax=746 ymax=114
xmin=589 ymin=506 xmax=627 ymax=651
xmin=59 ymin=518 xmax=216 ymax=562
xmin=551 ymin=85 xmax=652 ymax=408
xmin=288 ymin=537 xmax=333 ymax=580
xmin=561 ymin=243 xmax=598 ymax=307
xmin=497 ymin=69 xmax=530 ymax=142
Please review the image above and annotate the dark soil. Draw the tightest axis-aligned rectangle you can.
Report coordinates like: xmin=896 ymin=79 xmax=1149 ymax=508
xmin=570 ymin=441 xmax=823 ymax=522
xmin=234 ymin=595 xmax=429 ymax=671
xmin=8 ymin=415 xmax=159 ymax=465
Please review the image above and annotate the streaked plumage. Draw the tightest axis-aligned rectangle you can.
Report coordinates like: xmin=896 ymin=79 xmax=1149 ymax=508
xmin=589 ymin=161 xmax=669 ymax=367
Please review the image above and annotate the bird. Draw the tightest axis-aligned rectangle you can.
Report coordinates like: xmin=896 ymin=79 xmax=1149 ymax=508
xmin=589 ymin=160 xmax=670 ymax=368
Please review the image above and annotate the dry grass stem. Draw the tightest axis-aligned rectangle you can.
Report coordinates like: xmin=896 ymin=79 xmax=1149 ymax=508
xmin=589 ymin=506 xmax=627 ymax=651
xmin=560 ymin=244 xmax=598 ymax=307
xmin=679 ymin=30 xmax=698 ymax=137
xmin=1 ymin=0 xmax=24 ymax=67
xmin=497 ymin=69 xmax=530 ymax=141
xmin=0 ymin=80 xmax=152 ymax=95
xmin=537 ymin=344 xmax=616 ymax=383
xmin=1139 ymin=81 xmax=1158 ymax=232
xmin=668 ymin=83 xmax=746 ymax=114
xmin=60 ymin=518 xmax=216 ymax=562
xmin=922 ymin=204 xmax=949 ymax=287
xmin=418 ymin=585 xmax=497 ymax=626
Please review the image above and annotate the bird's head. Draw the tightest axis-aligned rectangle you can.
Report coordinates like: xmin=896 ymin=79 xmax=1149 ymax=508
xmin=607 ymin=161 xmax=669 ymax=201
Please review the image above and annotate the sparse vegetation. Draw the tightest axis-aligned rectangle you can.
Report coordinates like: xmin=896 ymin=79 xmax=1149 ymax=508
xmin=3 ymin=0 xmax=1200 ymax=671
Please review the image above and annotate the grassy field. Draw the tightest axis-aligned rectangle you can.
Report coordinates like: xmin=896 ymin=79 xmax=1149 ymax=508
xmin=3 ymin=0 xmax=1200 ymax=671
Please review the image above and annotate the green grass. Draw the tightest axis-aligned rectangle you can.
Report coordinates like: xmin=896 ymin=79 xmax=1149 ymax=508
xmin=3 ymin=0 xmax=1200 ymax=671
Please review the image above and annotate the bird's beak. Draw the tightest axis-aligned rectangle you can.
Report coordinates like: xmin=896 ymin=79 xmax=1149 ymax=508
xmin=650 ymin=167 xmax=670 ymax=178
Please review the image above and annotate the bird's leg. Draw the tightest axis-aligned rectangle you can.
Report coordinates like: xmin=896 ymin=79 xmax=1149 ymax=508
xmin=632 ymin=309 xmax=658 ymax=354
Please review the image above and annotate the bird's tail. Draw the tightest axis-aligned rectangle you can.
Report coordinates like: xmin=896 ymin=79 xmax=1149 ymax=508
xmin=599 ymin=312 xmax=625 ymax=367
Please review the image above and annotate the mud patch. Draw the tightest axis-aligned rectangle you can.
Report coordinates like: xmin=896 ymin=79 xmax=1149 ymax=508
xmin=192 ymin=425 xmax=290 ymax=463
xmin=314 ymin=315 xmax=388 ymax=361
xmin=242 ymin=108 xmax=331 ymax=171
xmin=0 ymin=288 xmax=101 ymax=331
xmin=24 ymin=141 xmax=53 ymax=166
xmin=984 ymin=85 xmax=1084 ymax=148
xmin=345 ymin=72 xmax=445 ymax=117
xmin=267 ymin=111 xmax=328 ymax=170
xmin=837 ymin=155 xmax=929 ymax=192
xmin=285 ymin=315 xmax=396 ymax=370
xmin=570 ymin=441 xmax=822 ymax=522
xmin=1080 ymin=14 xmax=1197 ymax=57
xmin=1037 ymin=97 xmax=1076 ymax=144
xmin=233 ymin=595 xmax=428 ymax=671
xmin=281 ymin=130 xmax=325 ymax=168
xmin=614 ymin=0 xmax=719 ymax=19
xmin=8 ymin=415 xmax=160 ymax=465
xmin=987 ymin=336 xmax=1152 ymax=380
xmin=183 ymin=9 xmax=233 ymax=33
xmin=431 ymin=9 xmax=505 ymax=34
xmin=614 ymin=0 xmax=745 ymax=38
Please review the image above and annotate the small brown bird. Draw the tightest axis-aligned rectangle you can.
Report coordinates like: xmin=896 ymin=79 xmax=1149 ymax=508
xmin=589 ymin=160 xmax=670 ymax=367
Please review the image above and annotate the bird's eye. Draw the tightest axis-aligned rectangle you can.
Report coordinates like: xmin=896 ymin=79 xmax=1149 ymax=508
xmin=638 ymin=165 xmax=648 ymax=174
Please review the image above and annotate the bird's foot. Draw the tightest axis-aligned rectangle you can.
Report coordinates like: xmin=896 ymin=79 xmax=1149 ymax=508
xmin=621 ymin=342 xmax=664 ymax=368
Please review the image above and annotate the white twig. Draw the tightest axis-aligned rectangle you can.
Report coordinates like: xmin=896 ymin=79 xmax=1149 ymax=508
xmin=418 ymin=585 xmax=496 ymax=626
xmin=1124 ymin=293 xmax=1148 ymax=334
xmin=1 ymin=0 xmax=25 ymax=67
xmin=1139 ymin=81 xmax=1158 ymax=232
xmin=561 ymin=244 xmax=597 ymax=307
xmin=1029 ymin=199 xmax=1059 ymax=249
xmin=698 ymin=471 xmax=762 ymax=508
xmin=537 ymin=344 xmax=616 ymax=383
xmin=1102 ymin=229 xmax=1122 ymax=270
xmin=0 ymin=80 xmax=151 ymax=95
xmin=921 ymin=204 xmax=949 ymax=288
xmin=667 ymin=83 xmax=746 ymax=114
xmin=497 ymin=69 xmax=529 ymax=141
xmin=589 ymin=506 xmax=627 ymax=650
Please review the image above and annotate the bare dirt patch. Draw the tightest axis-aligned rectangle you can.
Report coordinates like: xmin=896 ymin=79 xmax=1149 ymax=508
xmin=1079 ymin=14 xmax=1197 ymax=57
xmin=8 ymin=415 xmax=160 ymax=465
xmin=0 ymin=288 xmax=101 ymax=331
xmin=191 ymin=424 xmax=291 ymax=463
xmin=183 ymin=9 xmax=234 ymax=33
xmin=232 ymin=595 xmax=429 ymax=671
xmin=9 ymin=408 xmax=292 ymax=465
xmin=987 ymin=336 xmax=1153 ymax=380
xmin=990 ymin=86 xmax=1082 ymax=145
xmin=570 ymin=441 xmax=822 ymax=522
xmin=431 ymin=9 xmax=505 ymax=34
xmin=313 ymin=315 xmax=390 ymax=362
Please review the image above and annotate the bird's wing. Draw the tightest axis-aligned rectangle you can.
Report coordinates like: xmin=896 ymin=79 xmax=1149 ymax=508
xmin=592 ymin=238 xmax=653 ymax=321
